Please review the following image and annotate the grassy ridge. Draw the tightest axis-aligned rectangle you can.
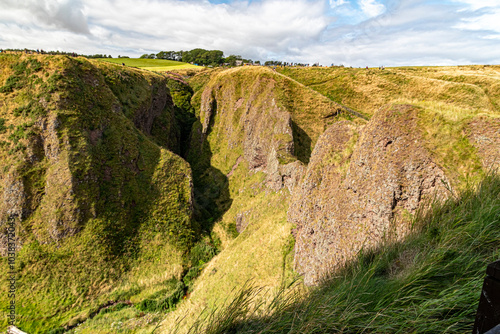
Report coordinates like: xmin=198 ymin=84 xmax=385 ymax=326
xmin=277 ymin=66 xmax=500 ymax=117
xmin=0 ymin=54 xmax=199 ymax=333
xmin=174 ymin=173 xmax=500 ymax=333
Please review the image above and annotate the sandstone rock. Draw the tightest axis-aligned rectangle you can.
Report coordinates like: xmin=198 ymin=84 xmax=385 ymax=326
xmin=290 ymin=105 xmax=449 ymax=285
xmin=468 ymin=116 xmax=500 ymax=171
xmin=195 ymin=69 xmax=304 ymax=193
xmin=235 ymin=210 xmax=251 ymax=233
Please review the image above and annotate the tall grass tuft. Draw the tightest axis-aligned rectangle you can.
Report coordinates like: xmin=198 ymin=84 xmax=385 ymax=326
xmin=171 ymin=173 xmax=500 ymax=333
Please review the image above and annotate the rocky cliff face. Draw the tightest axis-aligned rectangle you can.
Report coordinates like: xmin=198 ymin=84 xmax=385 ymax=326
xmin=468 ymin=116 xmax=500 ymax=171
xmin=194 ymin=68 xmax=303 ymax=192
xmin=188 ymin=67 xmax=349 ymax=207
xmin=186 ymin=68 xmax=308 ymax=226
xmin=290 ymin=105 xmax=449 ymax=285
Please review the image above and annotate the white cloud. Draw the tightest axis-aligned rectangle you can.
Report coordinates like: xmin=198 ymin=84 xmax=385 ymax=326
xmin=82 ymin=0 xmax=330 ymax=58
xmin=0 ymin=0 xmax=90 ymax=34
xmin=0 ymin=0 xmax=500 ymax=66
xmin=454 ymin=8 xmax=500 ymax=33
xmin=294 ymin=1 xmax=500 ymax=66
xmin=453 ymin=0 xmax=498 ymax=11
xmin=0 ymin=0 xmax=331 ymax=60
xmin=359 ymin=0 xmax=385 ymax=17
xmin=329 ymin=0 xmax=347 ymax=8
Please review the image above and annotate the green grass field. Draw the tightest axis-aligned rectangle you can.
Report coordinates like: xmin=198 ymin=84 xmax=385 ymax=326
xmin=96 ymin=58 xmax=200 ymax=71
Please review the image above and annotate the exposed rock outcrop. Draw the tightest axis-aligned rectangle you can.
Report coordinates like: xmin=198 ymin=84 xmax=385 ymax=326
xmin=468 ymin=116 xmax=500 ymax=171
xmin=290 ymin=105 xmax=449 ymax=285
xmin=191 ymin=68 xmax=307 ymax=196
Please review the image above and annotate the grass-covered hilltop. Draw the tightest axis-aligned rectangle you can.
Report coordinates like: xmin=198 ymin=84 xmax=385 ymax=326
xmin=0 ymin=53 xmax=499 ymax=333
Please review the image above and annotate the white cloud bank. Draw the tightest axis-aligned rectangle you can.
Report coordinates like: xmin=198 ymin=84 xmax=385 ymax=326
xmin=0 ymin=0 xmax=499 ymax=66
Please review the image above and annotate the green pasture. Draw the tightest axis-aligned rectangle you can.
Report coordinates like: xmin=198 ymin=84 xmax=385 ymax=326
xmin=96 ymin=58 xmax=200 ymax=70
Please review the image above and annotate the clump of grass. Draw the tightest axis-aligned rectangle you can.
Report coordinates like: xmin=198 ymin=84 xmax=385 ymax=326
xmin=170 ymin=282 xmax=265 ymax=334
xmin=0 ymin=58 xmax=42 ymax=93
xmin=174 ymin=173 xmax=500 ymax=333
xmin=0 ymin=118 xmax=6 ymax=133
xmin=136 ymin=281 xmax=186 ymax=313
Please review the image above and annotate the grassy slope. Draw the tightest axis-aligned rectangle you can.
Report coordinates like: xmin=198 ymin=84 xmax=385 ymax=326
xmin=97 ymin=58 xmax=200 ymax=71
xmin=175 ymin=173 xmax=500 ymax=334
xmin=0 ymin=54 xmax=198 ymax=333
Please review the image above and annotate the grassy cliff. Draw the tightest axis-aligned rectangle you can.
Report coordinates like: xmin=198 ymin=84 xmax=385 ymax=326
xmin=0 ymin=54 xmax=199 ymax=333
xmin=278 ymin=65 xmax=500 ymax=184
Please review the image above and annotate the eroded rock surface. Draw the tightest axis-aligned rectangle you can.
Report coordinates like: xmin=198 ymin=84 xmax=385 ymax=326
xmin=468 ymin=116 xmax=500 ymax=171
xmin=194 ymin=69 xmax=305 ymax=193
xmin=290 ymin=105 xmax=449 ymax=285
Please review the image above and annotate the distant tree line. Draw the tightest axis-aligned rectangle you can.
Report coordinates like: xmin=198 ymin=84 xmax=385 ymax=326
xmin=1 ymin=48 xmax=114 ymax=59
xmin=140 ymin=48 xmax=252 ymax=66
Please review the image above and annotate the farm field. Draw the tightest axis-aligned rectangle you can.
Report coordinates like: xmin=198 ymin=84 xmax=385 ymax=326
xmin=97 ymin=57 xmax=200 ymax=71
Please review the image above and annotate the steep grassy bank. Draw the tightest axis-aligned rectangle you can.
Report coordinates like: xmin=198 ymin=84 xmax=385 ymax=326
xmin=173 ymin=173 xmax=500 ymax=333
xmin=0 ymin=54 xmax=200 ymax=332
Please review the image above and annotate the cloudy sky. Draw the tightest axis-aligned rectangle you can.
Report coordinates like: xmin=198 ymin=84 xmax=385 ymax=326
xmin=0 ymin=0 xmax=499 ymax=66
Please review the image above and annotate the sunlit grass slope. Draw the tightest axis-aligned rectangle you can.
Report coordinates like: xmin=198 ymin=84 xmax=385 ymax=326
xmin=278 ymin=65 xmax=500 ymax=117
xmin=97 ymin=58 xmax=200 ymax=71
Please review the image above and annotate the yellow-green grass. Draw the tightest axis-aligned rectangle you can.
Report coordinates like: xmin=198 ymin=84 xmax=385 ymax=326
xmin=157 ymin=165 xmax=299 ymax=333
xmin=67 ymin=307 xmax=164 ymax=334
xmin=96 ymin=58 xmax=200 ymax=70
xmin=278 ymin=65 xmax=500 ymax=117
xmin=141 ymin=65 xmax=202 ymax=71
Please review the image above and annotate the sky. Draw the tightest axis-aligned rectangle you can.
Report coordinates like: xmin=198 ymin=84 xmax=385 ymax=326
xmin=0 ymin=0 xmax=499 ymax=66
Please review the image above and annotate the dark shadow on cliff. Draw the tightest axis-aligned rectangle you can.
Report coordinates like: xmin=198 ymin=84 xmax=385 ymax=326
xmin=186 ymin=102 xmax=232 ymax=233
xmin=291 ymin=120 xmax=312 ymax=164
xmin=176 ymin=173 xmax=500 ymax=334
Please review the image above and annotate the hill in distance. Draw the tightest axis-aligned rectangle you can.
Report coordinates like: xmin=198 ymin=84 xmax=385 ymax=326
xmin=0 ymin=53 xmax=499 ymax=333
